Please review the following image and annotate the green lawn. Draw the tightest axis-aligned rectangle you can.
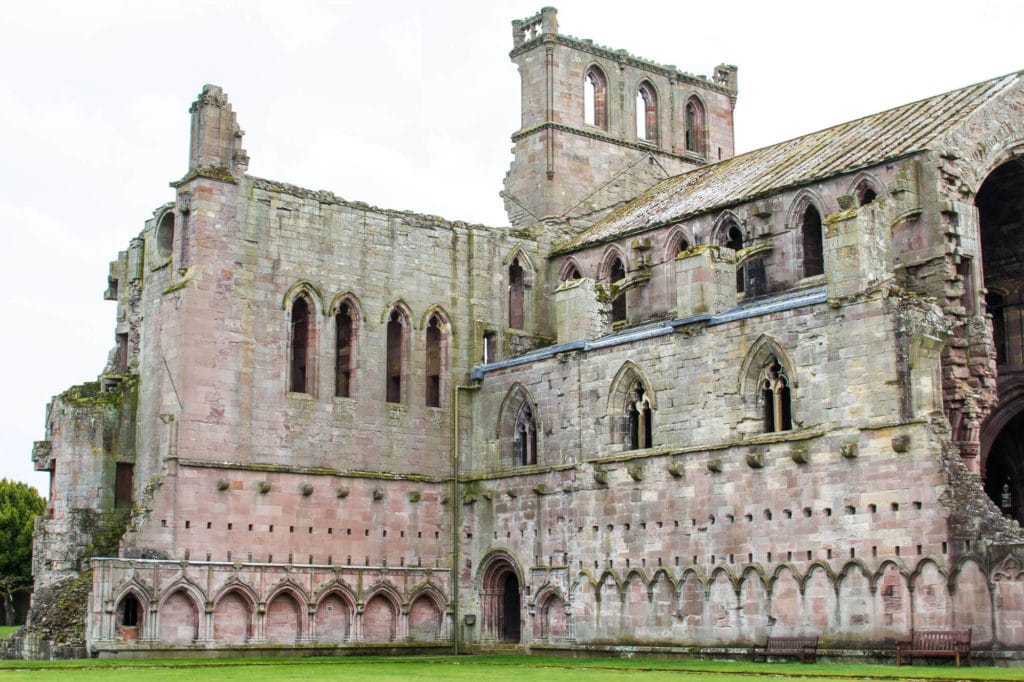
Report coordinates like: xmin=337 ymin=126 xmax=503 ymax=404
xmin=0 ymin=655 xmax=1021 ymax=681
xmin=0 ymin=625 xmax=18 ymax=638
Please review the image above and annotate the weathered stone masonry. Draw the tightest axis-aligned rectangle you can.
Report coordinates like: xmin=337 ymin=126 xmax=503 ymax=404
xmin=27 ymin=7 xmax=1024 ymax=659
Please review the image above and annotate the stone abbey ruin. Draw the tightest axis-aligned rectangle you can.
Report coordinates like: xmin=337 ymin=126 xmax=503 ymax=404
xmin=25 ymin=7 xmax=1024 ymax=660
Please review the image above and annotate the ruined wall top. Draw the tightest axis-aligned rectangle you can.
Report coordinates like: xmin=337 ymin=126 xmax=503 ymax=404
xmin=183 ymin=84 xmax=249 ymax=183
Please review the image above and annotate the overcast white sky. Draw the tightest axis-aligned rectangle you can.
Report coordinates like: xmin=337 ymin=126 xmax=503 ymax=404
xmin=1 ymin=1 xmax=1021 ymax=494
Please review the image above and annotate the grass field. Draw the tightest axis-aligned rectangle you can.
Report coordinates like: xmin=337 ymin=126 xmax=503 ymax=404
xmin=0 ymin=655 xmax=1021 ymax=681
xmin=0 ymin=625 xmax=18 ymax=638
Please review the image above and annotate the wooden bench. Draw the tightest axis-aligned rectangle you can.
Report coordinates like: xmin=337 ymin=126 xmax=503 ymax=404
xmin=751 ymin=635 xmax=819 ymax=663
xmin=896 ymin=628 xmax=972 ymax=668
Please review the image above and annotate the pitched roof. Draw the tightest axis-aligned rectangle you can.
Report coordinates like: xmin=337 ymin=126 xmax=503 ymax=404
xmin=554 ymin=71 xmax=1022 ymax=255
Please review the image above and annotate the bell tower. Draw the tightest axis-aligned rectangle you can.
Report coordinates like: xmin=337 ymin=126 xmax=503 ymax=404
xmin=502 ymin=7 xmax=738 ymax=233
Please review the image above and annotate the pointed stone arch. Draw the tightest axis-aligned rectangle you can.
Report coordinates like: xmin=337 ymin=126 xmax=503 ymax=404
xmin=381 ymin=300 xmax=413 ymax=405
xmin=607 ymin=361 xmax=657 ymax=449
xmin=408 ymin=586 xmax=446 ymax=641
xmin=498 ymin=383 xmax=540 ymax=467
xmin=558 ymin=256 xmax=584 ymax=283
xmin=788 ymin=190 xmax=826 ymax=279
xmin=265 ymin=586 xmax=306 ymax=644
xmin=584 ymin=63 xmax=608 ymax=129
xmin=212 ymin=584 xmax=257 ymax=644
xmin=362 ymin=585 xmax=401 ymax=642
xmin=505 ymin=246 xmax=536 ymax=331
xmin=282 ymin=280 xmax=325 ymax=313
xmin=314 ymin=582 xmax=356 ymax=644
xmin=847 ymin=171 xmax=885 ymax=206
xmin=113 ymin=581 xmax=150 ymax=642
xmin=739 ymin=335 xmax=796 ymax=433
xmin=330 ymin=292 xmax=363 ymax=399
xmin=421 ymin=305 xmax=453 ymax=409
xmin=157 ymin=586 xmax=201 ymax=645
xmin=664 ymin=225 xmax=694 ymax=260
xmin=684 ymin=93 xmax=707 ymax=156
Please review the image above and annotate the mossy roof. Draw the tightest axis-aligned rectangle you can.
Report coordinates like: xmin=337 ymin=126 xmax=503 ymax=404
xmin=553 ymin=71 xmax=1022 ymax=255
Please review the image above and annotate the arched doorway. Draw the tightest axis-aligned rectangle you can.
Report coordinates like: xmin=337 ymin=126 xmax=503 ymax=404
xmin=978 ymin=157 xmax=1024 ymax=524
xmin=480 ymin=554 xmax=522 ymax=643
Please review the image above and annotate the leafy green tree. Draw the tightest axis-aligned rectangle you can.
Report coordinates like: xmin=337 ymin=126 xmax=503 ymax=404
xmin=0 ymin=479 xmax=46 ymax=625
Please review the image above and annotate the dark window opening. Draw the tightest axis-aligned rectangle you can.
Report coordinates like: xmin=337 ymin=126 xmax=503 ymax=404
xmin=425 ymin=315 xmax=442 ymax=408
xmin=801 ymin=206 xmax=824 ymax=277
xmin=515 ymin=404 xmax=537 ymax=466
xmin=674 ymin=236 xmax=690 ymax=256
xmin=627 ymin=382 xmax=653 ymax=450
xmin=290 ymin=296 xmax=312 ymax=393
xmin=725 ymin=223 xmax=744 ymax=293
xmin=858 ymin=186 xmax=878 ymax=205
xmin=501 ymin=572 xmax=521 ymax=642
xmin=386 ymin=309 xmax=404 ymax=404
xmin=120 ymin=594 xmax=140 ymax=627
xmin=115 ymin=462 xmax=134 ymax=509
xmin=610 ymin=257 xmax=626 ymax=323
xmin=761 ymin=357 xmax=792 ymax=432
xmin=335 ymin=303 xmax=353 ymax=398
xmin=509 ymin=259 xmax=525 ymax=329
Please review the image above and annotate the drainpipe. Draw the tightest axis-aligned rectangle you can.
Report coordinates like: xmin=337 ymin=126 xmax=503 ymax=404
xmin=453 ymin=382 xmax=480 ymax=655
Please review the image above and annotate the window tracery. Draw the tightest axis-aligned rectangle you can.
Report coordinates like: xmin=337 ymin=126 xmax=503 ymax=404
xmin=760 ymin=356 xmax=792 ymax=432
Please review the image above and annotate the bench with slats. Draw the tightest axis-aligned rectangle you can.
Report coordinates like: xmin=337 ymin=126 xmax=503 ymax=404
xmin=750 ymin=635 xmax=818 ymax=663
xmin=896 ymin=628 xmax=972 ymax=667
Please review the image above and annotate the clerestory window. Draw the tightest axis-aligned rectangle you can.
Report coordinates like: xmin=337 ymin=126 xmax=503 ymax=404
xmin=760 ymin=356 xmax=792 ymax=432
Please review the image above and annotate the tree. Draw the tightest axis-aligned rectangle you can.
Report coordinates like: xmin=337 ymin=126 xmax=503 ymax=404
xmin=0 ymin=479 xmax=46 ymax=625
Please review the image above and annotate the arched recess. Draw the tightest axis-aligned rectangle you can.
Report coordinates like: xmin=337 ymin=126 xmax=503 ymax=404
xmin=265 ymin=587 xmax=305 ymax=643
xmin=558 ymin=256 xmax=584 ymax=283
xmin=584 ymin=64 xmax=608 ymax=129
xmin=330 ymin=292 xmax=363 ymax=399
xmin=421 ymin=306 xmax=453 ymax=409
xmin=283 ymin=282 xmax=324 ymax=395
xmin=847 ymin=171 xmax=884 ymax=206
xmin=977 ymin=156 xmax=1024 ymax=524
xmin=155 ymin=208 xmax=176 ymax=261
xmin=738 ymin=335 xmax=796 ymax=433
xmin=157 ymin=583 xmax=204 ymax=644
xmin=788 ymin=191 xmax=826 ymax=279
xmin=497 ymin=383 xmax=540 ymax=467
xmin=362 ymin=587 xmax=401 ymax=642
xmin=665 ymin=226 xmax=693 ymax=259
xmin=478 ymin=551 xmax=524 ymax=643
xmin=684 ymin=94 xmax=706 ymax=156
xmin=381 ymin=300 xmax=413 ymax=405
xmin=607 ymin=362 xmax=657 ymax=449
xmin=534 ymin=585 xmax=568 ymax=642
xmin=836 ymin=561 xmax=874 ymax=636
xmin=314 ymin=588 xmax=355 ymax=643
xmin=408 ymin=586 xmax=446 ymax=641
xmin=212 ymin=587 xmax=256 ymax=644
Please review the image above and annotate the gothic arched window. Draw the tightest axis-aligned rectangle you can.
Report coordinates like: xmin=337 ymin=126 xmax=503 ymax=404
xmin=514 ymin=403 xmax=537 ymax=465
xmin=385 ymin=308 xmax=408 ymax=404
xmin=609 ymin=256 xmax=627 ymax=324
xmin=636 ymin=81 xmax=658 ymax=143
xmin=425 ymin=313 xmax=448 ymax=408
xmin=627 ymin=382 xmax=653 ymax=449
xmin=685 ymin=97 xmax=705 ymax=156
xmin=760 ymin=356 xmax=792 ymax=432
xmin=335 ymin=301 xmax=356 ymax=398
xmin=509 ymin=258 xmax=525 ymax=329
xmin=290 ymin=295 xmax=313 ymax=394
xmin=584 ymin=66 xmax=607 ymax=129
xmin=801 ymin=205 xmax=824 ymax=278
